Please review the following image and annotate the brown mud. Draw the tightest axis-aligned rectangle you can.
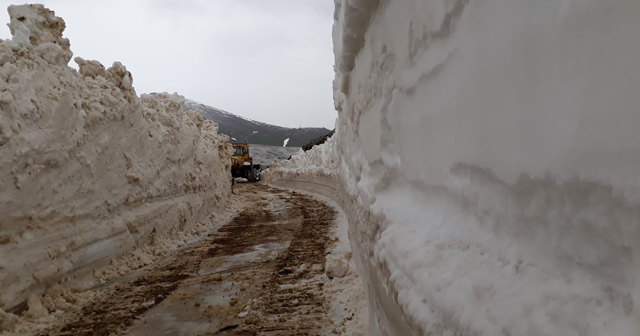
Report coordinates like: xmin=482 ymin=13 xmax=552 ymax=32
xmin=40 ymin=183 xmax=337 ymax=336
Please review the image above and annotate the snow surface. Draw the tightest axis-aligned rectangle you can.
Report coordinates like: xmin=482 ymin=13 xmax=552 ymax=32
xmin=316 ymin=189 xmax=370 ymax=336
xmin=268 ymin=0 xmax=640 ymax=335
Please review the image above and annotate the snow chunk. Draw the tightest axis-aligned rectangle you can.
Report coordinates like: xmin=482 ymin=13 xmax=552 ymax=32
xmin=4 ymin=22 xmax=30 ymax=50
xmin=106 ymin=61 xmax=134 ymax=91
xmin=7 ymin=4 xmax=72 ymax=62
xmin=325 ymin=255 xmax=348 ymax=278
xmin=75 ymin=57 xmax=106 ymax=79
xmin=24 ymin=295 xmax=48 ymax=319
xmin=283 ymin=138 xmax=290 ymax=147
xmin=122 ymin=72 xmax=132 ymax=89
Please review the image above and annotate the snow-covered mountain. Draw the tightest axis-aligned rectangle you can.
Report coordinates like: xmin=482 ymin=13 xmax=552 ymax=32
xmin=185 ymin=99 xmax=330 ymax=147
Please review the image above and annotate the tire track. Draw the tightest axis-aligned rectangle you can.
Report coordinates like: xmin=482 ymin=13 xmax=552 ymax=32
xmin=39 ymin=184 xmax=338 ymax=336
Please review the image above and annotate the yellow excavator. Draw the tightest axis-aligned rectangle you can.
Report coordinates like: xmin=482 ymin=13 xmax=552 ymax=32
xmin=231 ymin=143 xmax=260 ymax=181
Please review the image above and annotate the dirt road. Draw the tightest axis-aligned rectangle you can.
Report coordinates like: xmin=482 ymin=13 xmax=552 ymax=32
xmin=38 ymin=183 xmax=353 ymax=336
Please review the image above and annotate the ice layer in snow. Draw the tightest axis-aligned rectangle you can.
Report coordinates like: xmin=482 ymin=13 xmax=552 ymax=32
xmin=267 ymin=0 xmax=640 ymax=335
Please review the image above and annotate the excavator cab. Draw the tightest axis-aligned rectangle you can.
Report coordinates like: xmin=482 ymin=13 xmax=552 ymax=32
xmin=231 ymin=143 xmax=260 ymax=181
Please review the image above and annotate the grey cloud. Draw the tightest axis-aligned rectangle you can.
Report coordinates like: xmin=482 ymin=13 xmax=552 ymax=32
xmin=0 ymin=0 xmax=337 ymax=129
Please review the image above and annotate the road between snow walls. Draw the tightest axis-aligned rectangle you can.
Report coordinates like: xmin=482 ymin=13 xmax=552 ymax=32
xmin=266 ymin=0 xmax=640 ymax=335
xmin=0 ymin=4 xmax=234 ymax=319
xmin=0 ymin=7 xmax=369 ymax=335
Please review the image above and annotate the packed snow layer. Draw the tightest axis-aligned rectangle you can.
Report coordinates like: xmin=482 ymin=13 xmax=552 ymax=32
xmin=268 ymin=0 xmax=640 ymax=335
xmin=0 ymin=5 xmax=232 ymax=312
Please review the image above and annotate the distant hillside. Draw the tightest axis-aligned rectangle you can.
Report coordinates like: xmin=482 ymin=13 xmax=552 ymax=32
xmin=249 ymin=144 xmax=300 ymax=167
xmin=184 ymin=99 xmax=330 ymax=147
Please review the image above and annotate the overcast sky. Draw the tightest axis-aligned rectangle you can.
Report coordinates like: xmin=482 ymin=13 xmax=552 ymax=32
xmin=0 ymin=0 xmax=337 ymax=129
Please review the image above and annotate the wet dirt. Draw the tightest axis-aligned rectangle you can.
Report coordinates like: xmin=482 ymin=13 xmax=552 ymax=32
xmin=39 ymin=183 xmax=337 ymax=336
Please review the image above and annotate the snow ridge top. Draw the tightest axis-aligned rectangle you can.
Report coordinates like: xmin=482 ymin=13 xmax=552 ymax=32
xmin=4 ymin=4 xmax=72 ymax=62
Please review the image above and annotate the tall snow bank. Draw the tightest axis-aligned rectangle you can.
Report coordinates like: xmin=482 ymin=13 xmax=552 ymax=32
xmin=268 ymin=0 xmax=640 ymax=335
xmin=271 ymin=134 xmax=339 ymax=177
xmin=0 ymin=4 xmax=232 ymax=312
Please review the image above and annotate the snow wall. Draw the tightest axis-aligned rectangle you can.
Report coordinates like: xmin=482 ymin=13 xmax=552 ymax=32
xmin=0 ymin=5 xmax=233 ymax=311
xmin=267 ymin=0 xmax=640 ymax=335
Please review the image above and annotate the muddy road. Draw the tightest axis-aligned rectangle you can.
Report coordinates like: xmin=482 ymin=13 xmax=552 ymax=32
xmin=37 ymin=183 xmax=354 ymax=336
